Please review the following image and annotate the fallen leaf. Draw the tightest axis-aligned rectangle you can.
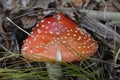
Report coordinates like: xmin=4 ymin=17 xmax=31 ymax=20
xmin=71 ymin=0 xmax=85 ymax=7
xmin=0 ymin=14 xmax=9 ymax=48
xmin=21 ymin=16 xmax=37 ymax=29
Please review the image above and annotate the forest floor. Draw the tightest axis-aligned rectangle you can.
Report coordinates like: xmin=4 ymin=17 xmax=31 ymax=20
xmin=0 ymin=0 xmax=120 ymax=80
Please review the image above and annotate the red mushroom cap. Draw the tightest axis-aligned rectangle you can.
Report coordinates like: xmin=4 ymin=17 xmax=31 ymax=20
xmin=21 ymin=12 xmax=98 ymax=62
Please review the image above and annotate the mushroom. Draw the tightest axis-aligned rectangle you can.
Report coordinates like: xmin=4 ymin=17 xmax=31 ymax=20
xmin=21 ymin=12 xmax=98 ymax=80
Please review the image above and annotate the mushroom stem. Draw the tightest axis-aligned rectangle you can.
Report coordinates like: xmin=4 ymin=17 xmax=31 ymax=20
xmin=46 ymin=63 xmax=63 ymax=80
xmin=46 ymin=49 xmax=63 ymax=80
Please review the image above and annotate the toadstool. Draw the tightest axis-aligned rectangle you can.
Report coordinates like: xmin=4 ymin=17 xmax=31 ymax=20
xmin=21 ymin=12 xmax=98 ymax=79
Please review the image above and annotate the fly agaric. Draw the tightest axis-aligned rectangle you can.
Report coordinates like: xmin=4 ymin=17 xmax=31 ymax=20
xmin=21 ymin=12 xmax=98 ymax=62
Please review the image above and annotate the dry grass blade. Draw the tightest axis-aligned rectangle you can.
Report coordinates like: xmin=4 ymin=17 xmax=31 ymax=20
xmin=114 ymin=49 xmax=120 ymax=67
xmin=0 ymin=44 xmax=11 ymax=53
xmin=6 ymin=17 xmax=31 ymax=35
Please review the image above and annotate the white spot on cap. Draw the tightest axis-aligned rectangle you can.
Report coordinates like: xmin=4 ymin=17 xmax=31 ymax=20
xmin=82 ymin=51 xmax=85 ymax=54
xmin=45 ymin=26 xmax=49 ymax=29
xmin=45 ymin=31 xmax=48 ymax=34
xmin=56 ymin=15 xmax=61 ymax=20
xmin=78 ymin=46 xmax=81 ymax=49
xmin=41 ymin=20 xmax=44 ymax=23
xmin=50 ymin=31 xmax=53 ymax=34
xmin=37 ymin=29 xmax=41 ymax=33
xmin=44 ymin=46 xmax=48 ymax=49
xmin=53 ymin=37 xmax=56 ymax=40
xmin=56 ymin=32 xmax=60 ymax=35
xmin=67 ymin=33 xmax=70 ymax=36
xmin=42 ymin=25 xmax=44 ymax=28
xmin=84 ymin=37 xmax=86 ymax=39
xmin=76 ymin=27 xmax=81 ymax=31
xmin=26 ymin=39 xmax=28 ymax=42
xmin=22 ymin=47 xmax=28 ymax=51
xmin=35 ymin=46 xmax=40 ymax=48
xmin=60 ymin=37 xmax=63 ymax=39
xmin=88 ymin=34 xmax=91 ymax=37
xmin=30 ymin=50 xmax=33 ymax=53
xmin=57 ymin=38 xmax=60 ymax=40
xmin=23 ymin=40 xmax=25 ymax=42
xmin=86 ymin=40 xmax=90 ymax=43
xmin=42 ymin=36 xmax=45 ymax=39
xmin=77 ymin=36 xmax=81 ymax=41
xmin=64 ymin=36 xmax=67 ymax=39
xmin=31 ymin=35 xmax=34 ymax=38
xmin=52 ymin=22 xmax=56 ymax=25
xmin=48 ymin=21 xmax=51 ymax=24
xmin=75 ymin=30 xmax=78 ymax=33
xmin=36 ymin=24 xmax=39 ymax=27
xmin=87 ymin=46 xmax=90 ymax=48
xmin=80 ymin=31 xmax=84 ymax=34
xmin=70 ymin=37 xmax=73 ymax=39
xmin=83 ymin=46 xmax=86 ymax=48
xmin=32 ymin=28 xmax=35 ymax=30
xmin=64 ymin=27 xmax=67 ymax=30
xmin=31 ymin=32 xmax=33 ymax=34
xmin=33 ymin=37 xmax=37 ymax=41
xmin=88 ymin=38 xmax=91 ymax=41
xmin=70 ymin=29 xmax=73 ymax=32
xmin=62 ymin=41 xmax=66 ymax=43
xmin=83 ymin=42 xmax=87 ymax=44
xmin=74 ymin=53 xmax=78 ymax=56
xmin=73 ymin=34 xmax=76 ymax=37
xmin=67 ymin=30 xmax=70 ymax=32
xmin=50 ymin=41 xmax=54 ymax=44
xmin=28 ymin=41 xmax=31 ymax=44
xmin=55 ymin=28 xmax=58 ymax=31
xmin=74 ymin=42 xmax=78 ymax=45
xmin=58 ymin=22 xmax=61 ymax=24
xmin=55 ymin=44 xmax=58 ymax=47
